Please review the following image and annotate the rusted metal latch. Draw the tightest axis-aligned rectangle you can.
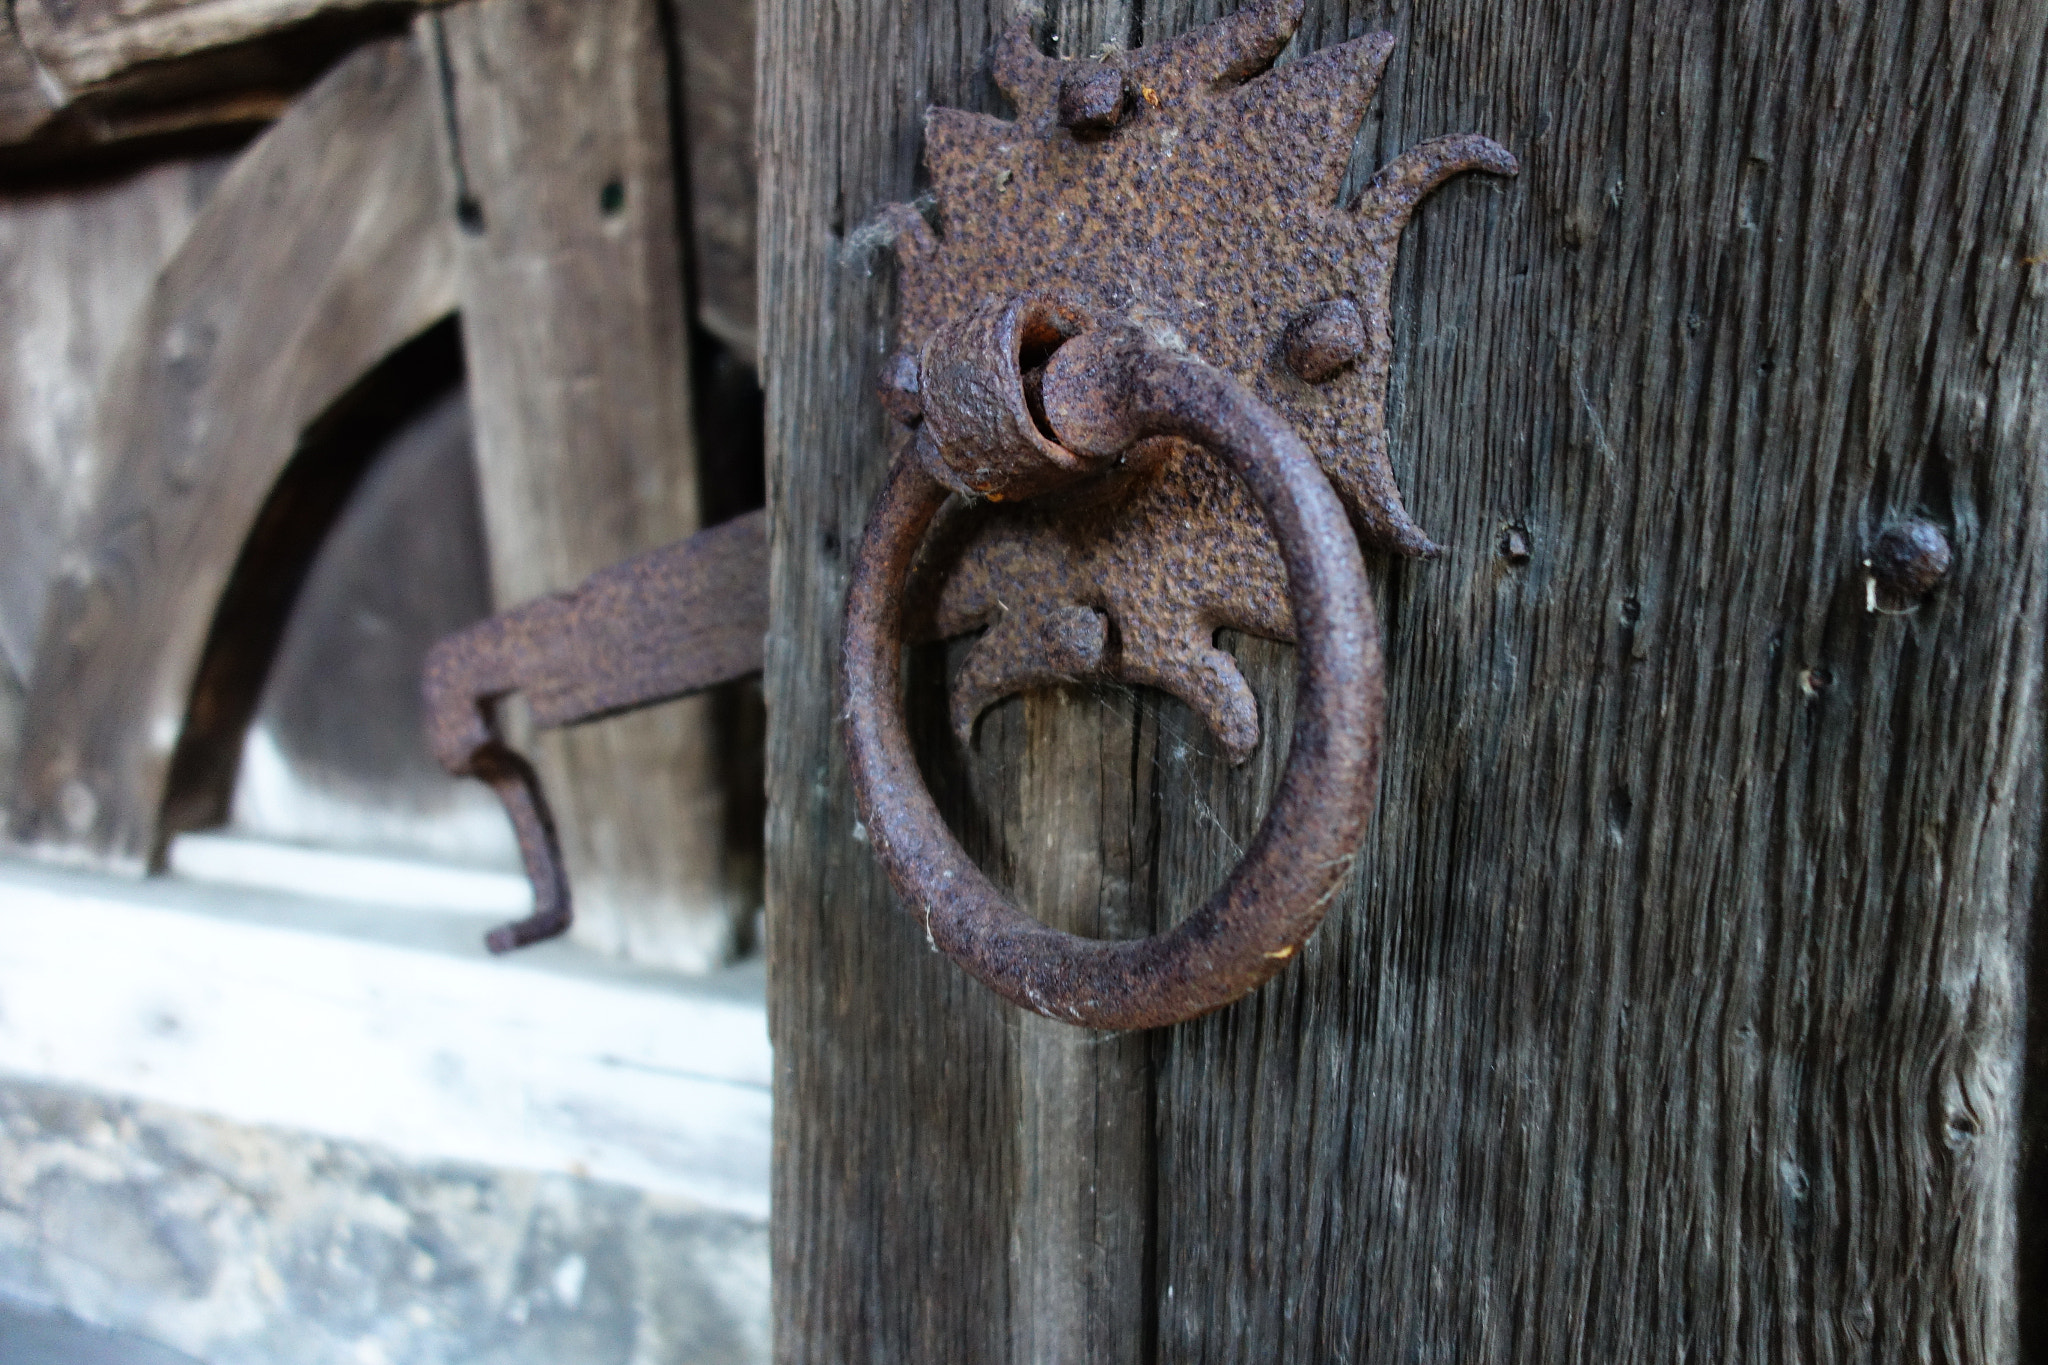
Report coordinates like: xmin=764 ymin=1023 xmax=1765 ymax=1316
xmin=842 ymin=0 xmax=1516 ymax=1029
xmin=422 ymin=511 xmax=767 ymax=952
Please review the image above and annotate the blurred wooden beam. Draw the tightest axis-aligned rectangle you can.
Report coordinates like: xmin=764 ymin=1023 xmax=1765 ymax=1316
xmin=0 ymin=0 xmax=761 ymax=381
xmin=668 ymin=0 xmax=757 ymax=362
xmin=0 ymin=0 xmax=414 ymax=171
xmin=6 ymin=36 xmax=456 ymax=869
xmin=430 ymin=0 xmax=750 ymax=971
xmin=0 ymin=30 xmax=60 ymax=149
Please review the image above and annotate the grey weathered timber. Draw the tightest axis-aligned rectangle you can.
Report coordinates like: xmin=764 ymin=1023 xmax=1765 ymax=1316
xmin=766 ymin=0 xmax=1159 ymax=1353
xmin=1 ymin=0 xmax=413 ymax=166
xmin=432 ymin=0 xmax=750 ymax=971
xmin=0 ymin=29 xmax=58 ymax=149
xmin=6 ymin=36 xmax=455 ymax=870
xmin=1007 ymin=689 xmax=1155 ymax=1365
xmin=765 ymin=1 xmax=2048 ymax=1362
xmin=0 ymin=154 xmax=227 ymax=793
xmin=667 ymin=0 xmax=759 ymax=361
xmin=763 ymin=0 xmax=1016 ymax=1339
xmin=15 ymin=0 xmax=402 ymax=91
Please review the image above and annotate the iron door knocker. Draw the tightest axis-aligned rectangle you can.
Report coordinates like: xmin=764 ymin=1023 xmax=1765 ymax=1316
xmin=840 ymin=0 xmax=1516 ymax=1029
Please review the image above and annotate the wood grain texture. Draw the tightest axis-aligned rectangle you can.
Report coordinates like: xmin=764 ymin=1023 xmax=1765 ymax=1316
xmin=0 ymin=156 xmax=225 ymax=700
xmin=0 ymin=152 xmax=227 ymax=820
xmin=766 ymin=0 xmax=1164 ymax=1352
xmin=1008 ymin=688 xmax=1157 ymax=1365
xmin=762 ymin=0 xmax=1016 ymax=1349
xmin=16 ymin=0 xmax=407 ymax=90
xmin=989 ymin=14 xmax=1155 ymax=1363
xmin=766 ymin=0 xmax=2047 ymax=1360
xmin=667 ymin=0 xmax=758 ymax=360
xmin=2 ymin=0 xmax=413 ymax=167
xmin=0 ymin=24 xmax=58 ymax=147
xmin=5 ymin=36 xmax=456 ymax=871
xmin=1145 ymin=2 xmax=2045 ymax=1359
xmin=433 ymin=0 xmax=750 ymax=972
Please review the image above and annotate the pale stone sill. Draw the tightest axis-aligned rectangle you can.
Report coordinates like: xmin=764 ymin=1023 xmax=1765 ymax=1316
xmin=0 ymin=848 xmax=771 ymax=1219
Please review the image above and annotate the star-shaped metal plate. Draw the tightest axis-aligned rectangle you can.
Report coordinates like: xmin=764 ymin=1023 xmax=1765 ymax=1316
xmin=883 ymin=0 xmax=1515 ymax=759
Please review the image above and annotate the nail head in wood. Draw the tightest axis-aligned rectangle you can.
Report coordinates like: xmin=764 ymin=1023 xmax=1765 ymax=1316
xmin=1865 ymin=519 xmax=1952 ymax=612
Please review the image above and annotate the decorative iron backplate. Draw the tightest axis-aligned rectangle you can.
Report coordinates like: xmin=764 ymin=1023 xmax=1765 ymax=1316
xmin=883 ymin=0 xmax=1515 ymax=759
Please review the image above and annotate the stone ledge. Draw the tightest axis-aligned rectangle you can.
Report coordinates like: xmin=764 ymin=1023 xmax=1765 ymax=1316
xmin=0 ymin=856 xmax=771 ymax=1218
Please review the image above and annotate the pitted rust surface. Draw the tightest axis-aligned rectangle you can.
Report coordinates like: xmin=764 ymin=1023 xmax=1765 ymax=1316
xmin=906 ymin=295 xmax=1096 ymax=501
xmin=423 ymin=510 xmax=768 ymax=951
xmin=844 ymin=320 xmax=1382 ymax=1029
xmin=880 ymin=0 xmax=1515 ymax=752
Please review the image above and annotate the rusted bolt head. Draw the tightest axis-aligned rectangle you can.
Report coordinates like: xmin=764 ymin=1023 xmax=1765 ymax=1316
xmin=1058 ymin=64 xmax=1128 ymax=137
xmin=1865 ymin=519 xmax=1952 ymax=612
xmin=1281 ymin=298 xmax=1368 ymax=384
xmin=878 ymin=347 xmax=923 ymax=425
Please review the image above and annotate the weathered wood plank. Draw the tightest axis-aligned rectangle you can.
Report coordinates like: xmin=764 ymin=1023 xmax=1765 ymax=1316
xmin=15 ymin=0 xmax=407 ymax=92
xmin=762 ymin=0 xmax=1021 ymax=1349
xmin=0 ymin=28 xmax=59 ymax=148
xmin=982 ymin=12 xmax=1159 ymax=1362
xmin=1 ymin=0 xmax=413 ymax=167
xmin=1009 ymin=687 xmax=1157 ymax=1365
xmin=0 ymin=155 xmax=227 ymax=807
xmin=765 ymin=0 xmax=1162 ymax=1355
xmin=432 ymin=0 xmax=749 ymax=972
xmin=767 ymin=1 xmax=2047 ymax=1362
xmin=5 ymin=36 xmax=456 ymax=870
xmin=1147 ymin=0 xmax=2046 ymax=1360
xmin=667 ymin=0 xmax=759 ymax=360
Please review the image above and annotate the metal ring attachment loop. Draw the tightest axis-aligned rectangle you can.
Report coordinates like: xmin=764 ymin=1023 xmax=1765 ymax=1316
xmin=841 ymin=305 xmax=1385 ymax=1031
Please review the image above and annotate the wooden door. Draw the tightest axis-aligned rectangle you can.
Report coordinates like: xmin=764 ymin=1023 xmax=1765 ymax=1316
xmin=762 ymin=0 xmax=2047 ymax=1360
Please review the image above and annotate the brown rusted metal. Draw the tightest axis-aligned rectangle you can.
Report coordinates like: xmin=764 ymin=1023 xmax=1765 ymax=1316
xmin=1056 ymin=62 xmax=1128 ymax=137
xmin=1865 ymin=519 xmax=1953 ymax=613
xmin=1281 ymin=298 xmax=1369 ymax=385
xmin=422 ymin=509 xmax=768 ymax=952
xmin=844 ymin=312 xmax=1383 ymax=1029
xmin=880 ymin=0 xmax=1516 ymax=755
xmin=839 ymin=0 xmax=1516 ymax=1026
xmin=903 ymin=294 xmax=1097 ymax=501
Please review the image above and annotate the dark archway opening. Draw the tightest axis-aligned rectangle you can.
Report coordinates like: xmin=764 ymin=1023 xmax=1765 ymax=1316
xmin=154 ymin=316 xmax=502 ymax=867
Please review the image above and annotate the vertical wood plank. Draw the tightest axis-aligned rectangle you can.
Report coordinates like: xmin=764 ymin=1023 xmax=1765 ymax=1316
xmin=762 ymin=0 xmax=1020 ymax=1351
xmin=985 ymin=11 xmax=1158 ymax=1362
xmin=768 ymin=0 xmax=2047 ymax=1361
xmin=1010 ymin=687 xmax=1156 ymax=1365
xmin=666 ymin=0 xmax=759 ymax=360
xmin=434 ymin=0 xmax=747 ymax=971
xmin=0 ymin=156 xmax=226 ymax=803
xmin=1129 ymin=1 xmax=2048 ymax=1360
xmin=766 ymin=0 xmax=1168 ymax=1345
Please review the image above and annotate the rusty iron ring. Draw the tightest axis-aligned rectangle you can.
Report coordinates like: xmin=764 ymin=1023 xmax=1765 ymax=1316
xmin=842 ymin=320 xmax=1385 ymax=1030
